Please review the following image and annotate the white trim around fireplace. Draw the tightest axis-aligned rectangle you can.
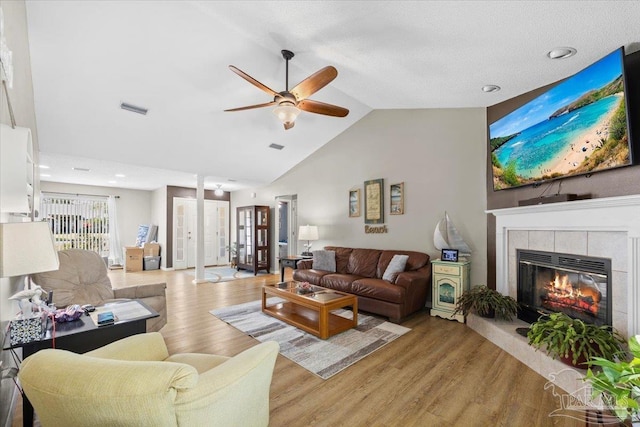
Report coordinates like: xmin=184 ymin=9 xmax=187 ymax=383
xmin=488 ymin=194 xmax=640 ymax=336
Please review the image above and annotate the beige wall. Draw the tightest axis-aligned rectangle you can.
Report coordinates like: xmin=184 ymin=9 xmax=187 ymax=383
xmin=0 ymin=1 xmax=38 ymax=422
xmin=40 ymin=182 xmax=154 ymax=247
xmin=0 ymin=0 xmax=39 ymax=321
xmin=232 ymin=108 xmax=489 ymax=286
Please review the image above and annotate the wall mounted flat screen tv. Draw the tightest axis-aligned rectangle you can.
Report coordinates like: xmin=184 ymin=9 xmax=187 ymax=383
xmin=489 ymin=47 xmax=633 ymax=191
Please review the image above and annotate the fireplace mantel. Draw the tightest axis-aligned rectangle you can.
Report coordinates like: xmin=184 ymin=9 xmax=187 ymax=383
xmin=487 ymin=194 xmax=640 ymax=336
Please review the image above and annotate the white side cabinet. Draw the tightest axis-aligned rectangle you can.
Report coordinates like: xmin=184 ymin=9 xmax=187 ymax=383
xmin=430 ymin=258 xmax=471 ymax=323
xmin=0 ymin=124 xmax=33 ymax=214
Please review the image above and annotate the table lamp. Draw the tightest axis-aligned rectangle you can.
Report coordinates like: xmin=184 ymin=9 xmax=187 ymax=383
xmin=298 ymin=225 xmax=318 ymax=257
xmin=0 ymin=221 xmax=60 ymax=286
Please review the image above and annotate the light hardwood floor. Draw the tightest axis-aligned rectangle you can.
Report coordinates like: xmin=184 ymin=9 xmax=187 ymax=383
xmin=14 ymin=268 xmax=584 ymax=426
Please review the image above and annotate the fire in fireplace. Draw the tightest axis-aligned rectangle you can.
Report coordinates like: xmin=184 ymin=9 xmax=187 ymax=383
xmin=517 ymin=250 xmax=612 ymax=326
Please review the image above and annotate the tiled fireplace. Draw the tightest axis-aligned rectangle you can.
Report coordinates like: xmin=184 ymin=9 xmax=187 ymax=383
xmin=469 ymin=194 xmax=640 ymax=394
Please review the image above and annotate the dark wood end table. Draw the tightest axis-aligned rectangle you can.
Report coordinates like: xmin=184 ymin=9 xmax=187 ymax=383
xmin=3 ymin=299 xmax=159 ymax=427
xmin=279 ymin=256 xmax=306 ymax=282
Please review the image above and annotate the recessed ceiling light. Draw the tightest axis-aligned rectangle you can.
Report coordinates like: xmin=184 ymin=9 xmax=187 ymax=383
xmin=547 ymin=47 xmax=577 ymax=60
xmin=482 ymin=85 xmax=501 ymax=93
xmin=115 ymin=174 xmax=126 ymax=178
xmin=39 ymin=165 xmax=50 ymax=169
xmin=72 ymin=167 xmax=91 ymax=172
xmin=120 ymin=102 xmax=148 ymax=115
xmin=108 ymin=180 xmax=117 ymax=184
xmin=40 ymin=174 xmax=51 ymax=177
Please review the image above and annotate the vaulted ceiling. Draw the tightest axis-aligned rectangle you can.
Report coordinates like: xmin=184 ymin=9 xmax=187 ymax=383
xmin=24 ymin=1 xmax=640 ymax=191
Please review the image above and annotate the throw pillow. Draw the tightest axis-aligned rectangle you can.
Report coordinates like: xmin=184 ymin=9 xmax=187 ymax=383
xmin=382 ymin=254 xmax=409 ymax=282
xmin=313 ymin=250 xmax=336 ymax=272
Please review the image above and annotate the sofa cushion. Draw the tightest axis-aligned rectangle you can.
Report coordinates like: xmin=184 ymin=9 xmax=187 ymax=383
xmin=293 ymin=269 xmax=331 ymax=284
xmin=352 ymin=278 xmax=405 ymax=304
xmin=324 ymin=246 xmax=353 ymax=274
xmin=382 ymin=254 xmax=409 ymax=282
xmin=312 ymin=250 xmax=336 ymax=272
xmin=347 ymin=249 xmax=382 ymax=277
xmin=376 ymin=250 xmax=430 ymax=278
xmin=319 ymin=274 xmax=360 ymax=293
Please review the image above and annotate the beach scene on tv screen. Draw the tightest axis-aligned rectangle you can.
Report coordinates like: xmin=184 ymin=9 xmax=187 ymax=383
xmin=489 ymin=49 xmax=630 ymax=190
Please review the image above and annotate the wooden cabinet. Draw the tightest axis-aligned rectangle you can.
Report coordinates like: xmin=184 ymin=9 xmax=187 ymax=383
xmin=236 ymin=205 xmax=270 ymax=275
xmin=430 ymin=258 xmax=470 ymax=323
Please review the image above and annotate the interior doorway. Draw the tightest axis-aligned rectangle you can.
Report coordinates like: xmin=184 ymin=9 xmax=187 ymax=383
xmin=275 ymin=195 xmax=297 ymax=258
xmin=173 ymin=197 xmax=229 ymax=269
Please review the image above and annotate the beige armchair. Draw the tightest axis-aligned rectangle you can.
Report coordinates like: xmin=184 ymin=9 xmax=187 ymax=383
xmin=18 ymin=333 xmax=280 ymax=427
xmin=32 ymin=249 xmax=166 ymax=332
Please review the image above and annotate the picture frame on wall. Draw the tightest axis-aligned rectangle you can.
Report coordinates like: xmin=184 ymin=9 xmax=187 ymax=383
xmin=364 ymin=178 xmax=384 ymax=224
xmin=390 ymin=182 xmax=404 ymax=215
xmin=349 ymin=189 xmax=361 ymax=217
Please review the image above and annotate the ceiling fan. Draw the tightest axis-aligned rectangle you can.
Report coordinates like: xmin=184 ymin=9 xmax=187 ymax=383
xmin=225 ymin=50 xmax=349 ymax=130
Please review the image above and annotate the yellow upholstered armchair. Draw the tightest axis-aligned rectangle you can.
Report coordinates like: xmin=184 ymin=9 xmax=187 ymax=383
xmin=18 ymin=333 xmax=280 ymax=427
xmin=32 ymin=249 xmax=167 ymax=332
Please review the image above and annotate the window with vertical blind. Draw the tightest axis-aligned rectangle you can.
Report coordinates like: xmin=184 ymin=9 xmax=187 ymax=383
xmin=40 ymin=193 xmax=110 ymax=256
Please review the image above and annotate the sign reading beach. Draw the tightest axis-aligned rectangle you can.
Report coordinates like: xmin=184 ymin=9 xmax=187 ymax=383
xmin=489 ymin=49 xmax=630 ymax=190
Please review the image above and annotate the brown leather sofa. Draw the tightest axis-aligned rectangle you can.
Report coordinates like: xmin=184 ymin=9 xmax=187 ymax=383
xmin=292 ymin=246 xmax=431 ymax=323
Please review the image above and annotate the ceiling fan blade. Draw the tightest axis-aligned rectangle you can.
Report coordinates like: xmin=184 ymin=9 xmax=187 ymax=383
xmin=290 ymin=66 xmax=338 ymax=101
xmin=298 ymin=99 xmax=349 ymax=117
xmin=229 ymin=65 xmax=279 ymax=97
xmin=284 ymin=121 xmax=295 ymax=130
xmin=224 ymin=101 xmax=277 ymax=112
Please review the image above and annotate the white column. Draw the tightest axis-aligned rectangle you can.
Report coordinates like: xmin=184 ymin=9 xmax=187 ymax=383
xmin=193 ymin=175 xmax=206 ymax=284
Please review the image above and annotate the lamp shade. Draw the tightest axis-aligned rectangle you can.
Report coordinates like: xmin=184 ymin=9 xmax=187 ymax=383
xmin=0 ymin=222 xmax=60 ymax=278
xmin=298 ymin=225 xmax=319 ymax=241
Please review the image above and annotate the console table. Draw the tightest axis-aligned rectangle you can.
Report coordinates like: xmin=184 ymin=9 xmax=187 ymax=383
xmin=3 ymin=299 xmax=158 ymax=427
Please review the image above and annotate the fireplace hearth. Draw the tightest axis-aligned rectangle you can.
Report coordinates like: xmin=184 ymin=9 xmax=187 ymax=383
xmin=517 ymin=249 xmax=612 ymax=326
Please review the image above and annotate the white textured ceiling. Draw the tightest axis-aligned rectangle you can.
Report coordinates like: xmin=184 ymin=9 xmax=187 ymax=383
xmin=24 ymin=1 xmax=640 ymax=191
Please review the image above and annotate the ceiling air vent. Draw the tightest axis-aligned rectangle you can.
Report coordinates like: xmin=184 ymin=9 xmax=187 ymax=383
xmin=269 ymin=143 xmax=284 ymax=150
xmin=72 ymin=167 xmax=91 ymax=172
xmin=120 ymin=102 xmax=148 ymax=115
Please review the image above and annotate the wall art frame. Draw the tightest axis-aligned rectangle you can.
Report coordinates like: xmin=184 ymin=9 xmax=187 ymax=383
xmin=349 ymin=189 xmax=361 ymax=217
xmin=390 ymin=182 xmax=404 ymax=215
xmin=364 ymin=178 xmax=384 ymax=224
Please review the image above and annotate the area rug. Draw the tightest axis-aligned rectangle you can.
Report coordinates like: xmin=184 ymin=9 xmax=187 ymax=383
xmin=190 ymin=266 xmax=270 ymax=283
xmin=210 ymin=299 xmax=410 ymax=379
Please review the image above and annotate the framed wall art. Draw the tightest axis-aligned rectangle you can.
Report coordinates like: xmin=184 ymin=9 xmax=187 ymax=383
xmin=390 ymin=182 xmax=404 ymax=215
xmin=349 ymin=189 xmax=361 ymax=217
xmin=364 ymin=178 xmax=384 ymax=224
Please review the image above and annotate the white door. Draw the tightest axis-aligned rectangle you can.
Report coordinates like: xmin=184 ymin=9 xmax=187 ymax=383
xmin=174 ymin=200 xmax=187 ymax=269
xmin=217 ymin=203 xmax=228 ymax=263
xmin=173 ymin=198 xmax=229 ymax=269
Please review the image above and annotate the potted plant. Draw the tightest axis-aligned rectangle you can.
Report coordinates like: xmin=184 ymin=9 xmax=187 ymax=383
xmin=586 ymin=335 xmax=640 ymax=424
xmin=226 ymin=242 xmax=238 ymax=268
xmin=453 ymin=285 xmax=518 ymax=321
xmin=527 ymin=312 xmax=625 ymax=367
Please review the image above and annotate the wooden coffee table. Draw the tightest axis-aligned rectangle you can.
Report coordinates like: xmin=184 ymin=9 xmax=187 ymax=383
xmin=262 ymin=281 xmax=358 ymax=339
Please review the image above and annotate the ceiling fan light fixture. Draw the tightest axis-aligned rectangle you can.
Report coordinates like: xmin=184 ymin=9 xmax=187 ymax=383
xmin=273 ymin=102 xmax=300 ymax=128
